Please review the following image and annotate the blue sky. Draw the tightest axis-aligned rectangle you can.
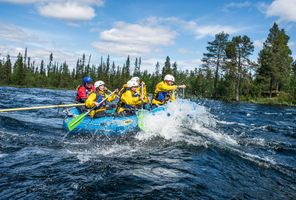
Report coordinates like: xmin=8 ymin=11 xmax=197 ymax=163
xmin=0 ymin=0 xmax=295 ymax=72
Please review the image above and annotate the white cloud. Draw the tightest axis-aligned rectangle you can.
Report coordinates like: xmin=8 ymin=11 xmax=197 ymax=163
xmin=178 ymin=48 xmax=189 ymax=55
xmin=132 ymin=57 xmax=202 ymax=73
xmin=139 ymin=58 xmax=163 ymax=72
xmin=0 ymin=0 xmax=104 ymax=5
xmin=0 ymin=23 xmax=95 ymax=68
xmin=177 ymin=48 xmax=199 ymax=55
xmin=93 ymin=21 xmax=177 ymax=56
xmin=177 ymin=59 xmax=202 ymax=70
xmin=288 ymin=41 xmax=295 ymax=48
xmin=0 ymin=23 xmax=45 ymax=46
xmin=0 ymin=0 xmax=43 ymax=3
xmin=0 ymin=0 xmax=104 ymax=21
xmin=266 ymin=0 xmax=296 ymax=22
xmin=223 ymin=1 xmax=252 ymax=11
xmin=37 ymin=2 xmax=95 ymax=21
xmin=0 ymin=44 xmax=93 ymax=69
xmin=193 ymin=25 xmax=240 ymax=39
xmin=142 ymin=16 xmax=242 ymax=39
xmin=253 ymin=39 xmax=265 ymax=49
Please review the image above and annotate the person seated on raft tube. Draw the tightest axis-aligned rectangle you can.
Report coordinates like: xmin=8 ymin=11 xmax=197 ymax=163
xmin=130 ymin=77 xmax=150 ymax=105
xmin=116 ymin=80 xmax=144 ymax=116
xmin=76 ymin=76 xmax=95 ymax=103
xmin=75 ymin=76 xmax=95 ymax=113
xmin=118 ymin=76 xmax=150 ymax=108
xmin=85 ymin=80 xmax=118 ymax=118
xmin=151 ymin=74 xmax=186 ymax=108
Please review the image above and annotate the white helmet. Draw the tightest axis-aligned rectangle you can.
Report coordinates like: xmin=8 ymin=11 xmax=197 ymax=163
xmin=94 ymin=80 xmax=105 ymax=88
xmin=130 ymin=76 xmax=140 ymax=82
xmin=127 ymin=80 xmax=139 ymax=88
xmin=164 ymin=74 xmax=175 ymax=82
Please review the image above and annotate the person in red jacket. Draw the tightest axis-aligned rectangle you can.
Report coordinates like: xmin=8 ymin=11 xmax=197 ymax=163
xmin=76 ymin=76 xmax=95 ymax=103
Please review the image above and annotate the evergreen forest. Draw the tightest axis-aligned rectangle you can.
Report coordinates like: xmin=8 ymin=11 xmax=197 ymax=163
xmin=1 ymin=23 xmax=295 ymax=105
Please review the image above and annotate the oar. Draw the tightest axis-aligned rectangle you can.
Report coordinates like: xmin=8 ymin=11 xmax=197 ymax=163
xmin=106 ymin=87 xmax=120 ymax=98
xmin=67 ymin=90 xmax=116 ymax=132
xmin=0 ymin=103 xmax=84 ymax=113
xmin=138 ymin=83 xmax=145 ymax=130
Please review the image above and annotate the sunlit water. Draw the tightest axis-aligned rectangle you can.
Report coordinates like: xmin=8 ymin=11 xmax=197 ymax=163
xmin=0 ymin=86 xmax=295 ymax=199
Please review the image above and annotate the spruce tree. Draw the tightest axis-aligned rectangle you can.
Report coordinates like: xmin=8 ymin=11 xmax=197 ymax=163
xmin=0 ymin=55 xmax=12 ymax=84
xmin=290 ymin=60 xmax=296 ymax=100
xmin=162 ymin=56 xmax=171 ymax=77
xmin=12 ymin=53 xmax=25 ymax=85
xmin=257 ymin=23 xmax=293 ymax=97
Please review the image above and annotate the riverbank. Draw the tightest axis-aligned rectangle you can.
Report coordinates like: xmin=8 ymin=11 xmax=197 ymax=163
xmin=1 ymin=85 xmax=295 ymax=107
xmin=249 ymin=98 xmax=296 ymax=107
xmin=241 ymin=93 xmax=296 ymax=107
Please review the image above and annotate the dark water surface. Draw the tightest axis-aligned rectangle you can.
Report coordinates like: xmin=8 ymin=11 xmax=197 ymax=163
xmin=0 ymin=86 xmax=295 ymax=199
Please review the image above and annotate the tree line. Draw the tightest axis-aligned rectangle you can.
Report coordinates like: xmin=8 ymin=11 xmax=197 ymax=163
xmin=0 ymin=22 xmax=295 ymax=104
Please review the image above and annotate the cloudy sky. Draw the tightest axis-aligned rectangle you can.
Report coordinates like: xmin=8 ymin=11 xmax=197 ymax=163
xmin=0 ymin=0 xmax=295 ymax=72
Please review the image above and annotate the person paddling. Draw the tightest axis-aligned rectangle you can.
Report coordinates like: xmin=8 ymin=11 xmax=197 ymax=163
xmin=130 ymin=77 xmax=150 ymax=107
xmin=85 ymin=81 xmax=118 ymax=118
xmin=76 ymin=76 xmax=95 ymax=103
xmin=151 ymin=74 xmax=186 ymax=108
xmin=116 ymin=80 xmax=144 ymax=116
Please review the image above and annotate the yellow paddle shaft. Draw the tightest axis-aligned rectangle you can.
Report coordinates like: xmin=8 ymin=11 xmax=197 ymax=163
xmin=0 ymin=103 xmax=84 ymax=112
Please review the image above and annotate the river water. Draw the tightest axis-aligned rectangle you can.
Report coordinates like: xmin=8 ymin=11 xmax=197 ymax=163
xmin=0 ymin=86 xmax=295 ymax=199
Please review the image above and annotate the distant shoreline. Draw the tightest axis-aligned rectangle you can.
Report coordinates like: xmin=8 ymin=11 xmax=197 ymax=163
xmin=1 ymin=85 xmax=295 ymax=107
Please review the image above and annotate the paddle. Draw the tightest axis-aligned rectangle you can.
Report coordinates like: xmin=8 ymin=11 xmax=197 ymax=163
xmin=0 ymin=103 xmax=84 ymax=113
xmin=138 ymin=82 xmax=145 ymax=130
xmin=67 ymin=90 xmax=116 ymax=131
xmin=106 ymin=87 xmax=120 ymax=99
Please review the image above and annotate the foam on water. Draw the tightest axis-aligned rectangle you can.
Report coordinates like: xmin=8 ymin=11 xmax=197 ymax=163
xmin=136 ymin=99 xmax=238 ymax=146
xmin=66 ymin=142 xmax=139 ymax=163
xmin=0 ymin=153 xmax=8 ymax=158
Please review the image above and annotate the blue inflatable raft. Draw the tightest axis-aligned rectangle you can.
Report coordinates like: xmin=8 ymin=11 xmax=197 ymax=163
xmin=63 ymin=106 xmax=164 ymax=135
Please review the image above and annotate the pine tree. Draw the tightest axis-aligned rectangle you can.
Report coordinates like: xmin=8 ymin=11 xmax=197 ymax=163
xmin=202 ymin=32 xmax=229 ymax=98
xmin=226 ymin=35 xmax=254 ymax=101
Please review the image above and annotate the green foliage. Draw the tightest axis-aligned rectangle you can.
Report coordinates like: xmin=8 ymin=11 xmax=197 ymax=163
xmin=0 ymin=22 xmax=294 ymax=106
xmin=202 ymin=32 xmax=229 ymax=98
xmin=257 ymin=23 xmax=293 ymax=97
xmin=226 ymin=35 xmax=254 ymax=101
xmin=0 ymin=55 xmax=12 ymax=84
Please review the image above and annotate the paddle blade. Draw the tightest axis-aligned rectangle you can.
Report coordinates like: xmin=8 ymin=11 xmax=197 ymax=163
xmin=137 ymin=110 xmax=145 ymax=131
xmin=67 ymin=112 xmax=89 ymax=131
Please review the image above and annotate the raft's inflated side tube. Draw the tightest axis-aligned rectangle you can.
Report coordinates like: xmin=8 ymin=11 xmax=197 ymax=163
xmin=63 ymin=108 xmax=139 ymax=135
xmin=63 ymin=106 xmax=165 ymax=135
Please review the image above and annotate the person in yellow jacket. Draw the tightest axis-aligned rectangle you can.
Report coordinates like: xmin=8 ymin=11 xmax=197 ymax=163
xmin=151 ymin=74 xmax=186 ymax=107
xmin=116 ymin=80 xmax=144 ymax=115
xmin=85 ymin=80 xmax=118 ymax=118
xmin=118 ymin=77 xmax=149 ymax=103
xmin=130 ymin=77 xmax=149 ymax=104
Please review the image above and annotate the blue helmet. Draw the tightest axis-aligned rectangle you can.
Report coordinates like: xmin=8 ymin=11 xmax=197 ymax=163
xmin=83 ymin=76 xmax=92 ymax=85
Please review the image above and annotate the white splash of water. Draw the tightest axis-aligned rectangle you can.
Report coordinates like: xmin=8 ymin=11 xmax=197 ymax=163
xmin=66 ymin=143 xmax=138 ymax=163
xmin=136 ymin=99 xmax=238 ymax=146
xmin=0 ymin=153 xmax=8 ymax=158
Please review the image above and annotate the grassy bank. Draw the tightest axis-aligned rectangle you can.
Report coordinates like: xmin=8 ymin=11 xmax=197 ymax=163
xmin=242 ymin=92 xmax=296 ymax=107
